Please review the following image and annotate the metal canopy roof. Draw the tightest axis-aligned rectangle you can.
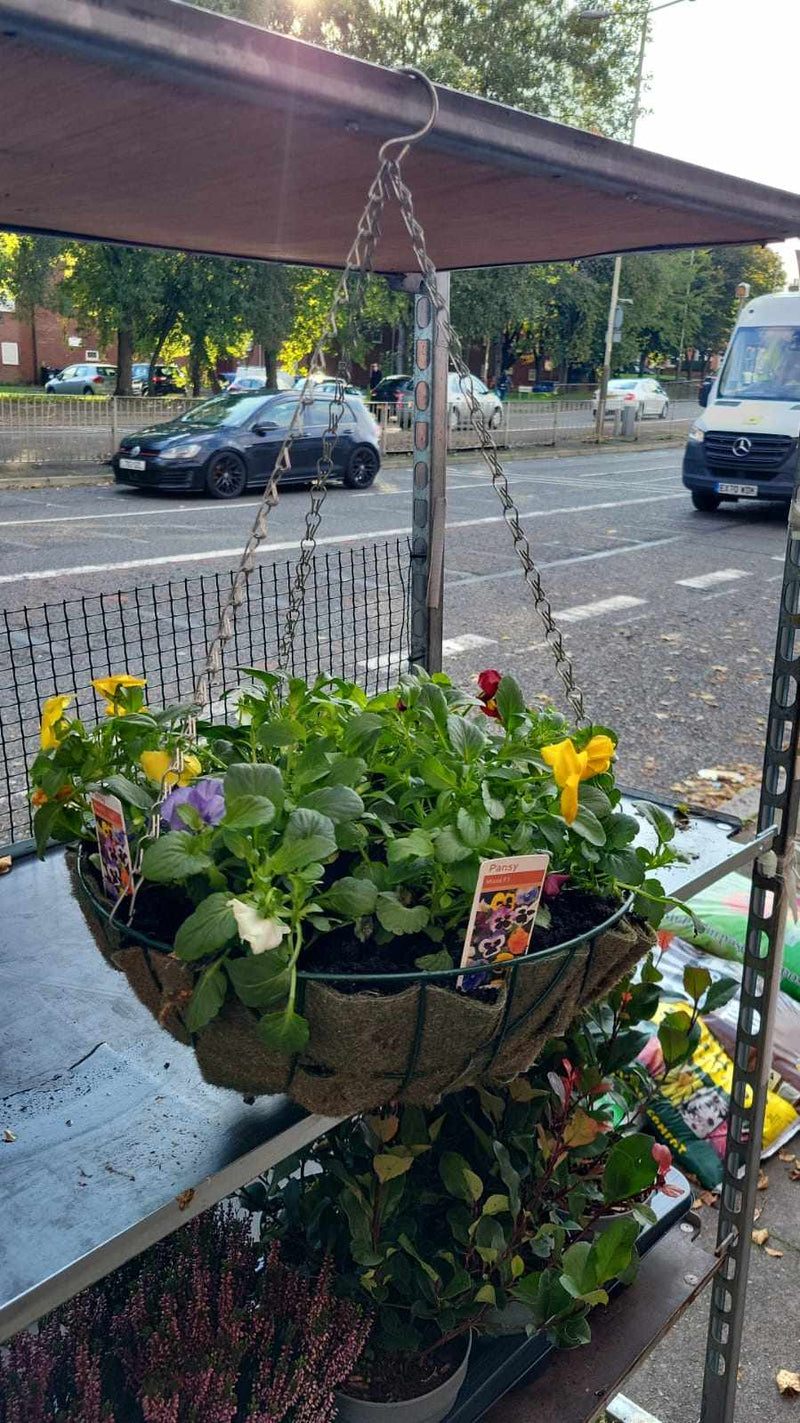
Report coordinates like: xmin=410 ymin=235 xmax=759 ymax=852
xmin=1 ymin=0 xmax=799 ymax=272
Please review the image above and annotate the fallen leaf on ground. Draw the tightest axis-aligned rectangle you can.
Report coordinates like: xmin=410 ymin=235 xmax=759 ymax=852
xmin=765 ymin=1247 xmax=784 ymax=1258
xmin=176 ymin=1188 xmax=195 ymax=1211
xmin=661 ymin=633 xmax=682 ymax=643
xmin=752 ymin=1227 xmax=770 ymax=1246
xmin=776 ymin=1370 xmax=800 ymax=1397
xmin=790 ymin=1168 xmax=800 ymax=1181
xmin=2 ymin=1129 xmax=15 ymax=1142
xmin=779 ymin=1151 xmax=797 ymax=1164
xmin=0 ymin=856 xmax=11 ymax=875
xmin=758 ymin=1171 xmax=770 ymax=1191
xmin=754 ymin=1207 xmax=763 ymax=1221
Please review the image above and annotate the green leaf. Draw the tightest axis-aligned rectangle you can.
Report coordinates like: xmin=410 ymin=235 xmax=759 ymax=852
xmin=447 ymin=714 xmax=486 ymax=759
xmin=683 ymin=964 xmax=712 ymax=1003
xmin=571 ymin=806 xmax=607 ymax=846
xmin=607 ymin=813 xmax=640 ymax=849
xmin=343 ymin=711 xmax=384 ymax=752
xmin=482 ymin=1193 xmax=510 ymax=1216
xmin=373 ymin=1151 xmax=415 ymax=1182
xmin=104 ymin=774 xmax=155 ymax=812
xmin=606 ymin=848 xmax=645 ymax=886
xmin=387 ymin=829 xmax=435 ymax=862
xmin=560 ymin=1240 xmax=596 ymax=1298
xmin=634 ymin=878 xmax=668 ymax=928
xmin=257 ymin=1008 xmax=310 ymax=1054
xmin=457 ymin=806 xmax=491 ymax=848
xmin=33 ymin=799 xmax=63 ymax=857
xmin=481 ymin=781 xmax=506 ymax=819
xmin=415 ymin=950 xmax=454 ymax=972
xmin=257 ymin=720 xmax=301 ymax=748
xmin=421 ymin=756 xmax=459 ymax=791
xmin=417 ymin=682 xmax=450 ymax=736
xmin=637 ymin=800 xmax=676 ymax=844
xmin=702 ymin=975 xmax=739 ymax=1013
xmin=224 ymin=763 xmax=284 ymax=809
xmin=299 ymin=785 xmax=364 ymax=823
xmin=375 ymin=893 xmax=430 ymax=935
xmin=440 ymin=1152 xmax=483 ymax=1204
xmin=474 ymin=1283 xmax=497 ymax=1306
xmin=496 ymin=675 xmax=525 ymax=725
xmin=223 ymin=794 xmax=276 ymax=830
xmin=324 ymin=876 xmax=379 ymax=918
xmin=186 ymin=962 xmax=226 ymax=1033
xmin=141 ymin=831 xmax=213 ymax=883
xmin=442 ymin=1265 xmax=472 ymax=1300
xmin=602 ymin=1134 xmax=657 ymax=1206
xmin=324 ymin=754 xmax=367 ymax=787
xmin=589 ymin=1216 xmax=640 ymax=1284
xmin=174 ymin=893 xmax=238 ymax=960
xmin=284 ymin=806 xmax=335 ymax=842
xmin=434 ymin=825 xmax=473 ymax=864
xmin=270 ymin=833 xmax=337 ymax=875
xmin=226 ymin=955 xmax=291 ymax=1009
xmin=579 ymin=784 xmax=612 ymax=820
xmin=554 ymin=1313 xmax=592 ymax=1348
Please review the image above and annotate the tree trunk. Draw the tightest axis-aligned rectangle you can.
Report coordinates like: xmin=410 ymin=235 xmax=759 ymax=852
xmin=116 ymin=323 xmax=134 ymax=396
xmin=190 ymin=336 xmax=204 ymax=397
xmin=30 ymin=310 xmax=39 ymax=385
xmin=481 ymin=335 xmax=490 ymax=384
xmin=395 ymin=319 xmax=406 ymax=375
xmin=264 ymin=347 xmax=277 ymax=387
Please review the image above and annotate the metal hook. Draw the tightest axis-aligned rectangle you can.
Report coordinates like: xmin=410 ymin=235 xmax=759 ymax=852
xmin=378 ymin=66 xmax=439 ymax=165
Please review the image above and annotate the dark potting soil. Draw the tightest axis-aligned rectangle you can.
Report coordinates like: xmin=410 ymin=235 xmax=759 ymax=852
xmin=343 ymin=1336 xmax=467 ymax=1404
xmin=301 ymin=889 xmax=621 ymax=994
xmin=82 ymin=853 xmax=193 ymax=947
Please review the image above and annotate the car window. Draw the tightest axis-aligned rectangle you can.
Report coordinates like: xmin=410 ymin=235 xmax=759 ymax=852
xmin=262 ymin=398 xmax=301 ymax=426
xmin=100 ymin=366 xmax=116 ymax=377
xmin=610 ymin=380 xmax=637 ymax=390
xmin=473 ymin=378 xmax=488 ymax=394
xmin=59 ymin=367 xmax=76 ymax=379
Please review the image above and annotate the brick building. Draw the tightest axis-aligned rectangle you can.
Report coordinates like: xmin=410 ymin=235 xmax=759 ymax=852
xmin=0 ymin=298 xmax=114 ymax=385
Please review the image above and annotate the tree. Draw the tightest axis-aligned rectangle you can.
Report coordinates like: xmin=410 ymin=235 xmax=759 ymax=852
xmin=0 ymin=233 xmax=62 ymax=377
xmin=54 ymin=245 xmax=179 ymax=394
xmin=238 ymin=263 xmax=294 ymax=385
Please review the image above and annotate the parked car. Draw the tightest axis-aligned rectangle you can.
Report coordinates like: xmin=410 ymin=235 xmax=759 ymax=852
xmin=227 ymin=367 xmax=295 ymax=393
xmin=293 ymin=376 xmax=364 ymax=399
xmin=397 ymin=373 xmax=502 ymax=430
xmin=131 ymin=363 xmax=186 ymax=396
xmin=112 ymin=390 xmax=381 ymax=498
xmin=592 ymin=378 xmax=670 ymax=420
xmin=370 ymin=374 xmax=411 ymax=411
xmin=45 ymin=362 xmax=116 ymax=395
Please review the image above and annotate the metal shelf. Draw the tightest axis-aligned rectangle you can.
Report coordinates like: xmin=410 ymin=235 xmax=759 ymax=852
xmin=620 ymin=791 xmax=776 ymax=899
xmin=0 ymin=797 xmax=763 ymax=1345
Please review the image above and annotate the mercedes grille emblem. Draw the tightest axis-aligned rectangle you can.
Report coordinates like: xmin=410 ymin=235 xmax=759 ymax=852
xmin=131 ymin=445 xmax=140 ymax=457
xmin=732 ymin=437 xmax=752 ymax=458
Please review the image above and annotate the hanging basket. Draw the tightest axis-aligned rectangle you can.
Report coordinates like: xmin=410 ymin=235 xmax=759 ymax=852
xmin=70 ymin=848 xmax=654 ymax=1116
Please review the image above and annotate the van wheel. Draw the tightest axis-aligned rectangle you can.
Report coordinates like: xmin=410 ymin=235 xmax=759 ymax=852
xmin=691 ymin=490 xmax=721 ymax=512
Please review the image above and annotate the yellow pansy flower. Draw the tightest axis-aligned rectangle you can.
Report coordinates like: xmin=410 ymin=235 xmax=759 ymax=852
xmin=140 ymin=749 xmax=201 ymax=787
xmin=541 ymin=735 xmax=615 ymax=825
xmin=40 ymin=694 xmax=72 ymax=750
xmin=91 ymin=674 xmax=147 ymax=715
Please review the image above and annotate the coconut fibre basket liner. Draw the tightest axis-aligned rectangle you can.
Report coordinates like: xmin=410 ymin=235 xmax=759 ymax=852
xmin=70 ymin=850 xmax=654 ymax=1115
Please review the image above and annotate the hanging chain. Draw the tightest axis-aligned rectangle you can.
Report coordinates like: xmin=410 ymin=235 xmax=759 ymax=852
xmin=385 ymin=159 xmax=588 ymax=726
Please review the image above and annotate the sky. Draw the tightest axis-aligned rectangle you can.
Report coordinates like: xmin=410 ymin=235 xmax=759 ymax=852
xmin=632 ymin=0 xmax=800 ymax=282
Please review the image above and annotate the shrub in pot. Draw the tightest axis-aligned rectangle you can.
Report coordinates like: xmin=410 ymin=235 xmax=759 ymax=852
xmin=248 ymin=1063 xmax=677 ymax=1411
xmin=33 ymin=667 xmax=679 ymax=1113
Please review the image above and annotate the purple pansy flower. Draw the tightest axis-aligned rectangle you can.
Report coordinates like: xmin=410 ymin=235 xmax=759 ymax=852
xmin=161 ymin=778 xmax=225 ymax=830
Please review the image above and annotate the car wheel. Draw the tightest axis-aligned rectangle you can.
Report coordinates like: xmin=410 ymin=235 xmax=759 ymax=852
xmin=660 ymin=401 xmax=670 ymax=419
xmin=489 ymin=407 xmax=503 ymax=430
xmin=691 ymin=490 xmax=721 ymax=513
xmin=344 ymin=445 xmax=379 ymax=489
xmin=83 ymin=386 xmax=94 ymax=395
xmin=637 ymin=402 xmax=645 ymax=419
xmin=205 ymin=451 xmax=248 ymax=499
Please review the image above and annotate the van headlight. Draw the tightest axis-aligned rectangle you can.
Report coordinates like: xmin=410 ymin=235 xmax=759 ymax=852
xmin=160 ymin=442 xmax=203 ymax=461
xmin=688 ymin=424 xmax=705 ymax=443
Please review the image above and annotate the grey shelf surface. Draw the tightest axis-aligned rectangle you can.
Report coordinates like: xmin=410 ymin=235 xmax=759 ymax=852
xmin=0 ymin=799 xmax=769 ymax=1343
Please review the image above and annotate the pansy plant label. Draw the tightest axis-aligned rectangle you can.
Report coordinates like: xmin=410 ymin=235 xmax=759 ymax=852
xmin=90 ymin=791 xmax=134 ymax=899
xmin=458 ymin=853 xmax=550 ymax=988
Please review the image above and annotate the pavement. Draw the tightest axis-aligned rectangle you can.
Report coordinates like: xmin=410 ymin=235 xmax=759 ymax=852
xmin=1 ymin=442 xmax=797 ymax=1416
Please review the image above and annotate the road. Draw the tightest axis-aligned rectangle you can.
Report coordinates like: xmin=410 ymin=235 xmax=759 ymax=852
xmin=0 ymin=443 xmax=781 ymax=804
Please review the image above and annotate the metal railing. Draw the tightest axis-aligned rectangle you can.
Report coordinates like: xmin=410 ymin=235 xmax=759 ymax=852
xmin=0 ymin=538 xmax=411 ymax=849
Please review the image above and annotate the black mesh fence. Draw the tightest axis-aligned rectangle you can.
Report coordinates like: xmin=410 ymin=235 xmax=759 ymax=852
xmin=1 ymin=539 xmax=411 ymax=849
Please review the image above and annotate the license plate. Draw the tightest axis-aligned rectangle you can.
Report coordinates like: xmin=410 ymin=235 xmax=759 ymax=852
xmin=119 ymin=457 xmax=146 ymax=471
xmin=716 ymin=482 xmax=758 ymax=497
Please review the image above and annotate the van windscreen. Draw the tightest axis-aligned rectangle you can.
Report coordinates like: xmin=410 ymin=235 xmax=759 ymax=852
xmin=718 ymin=325 xmax=800 ymax=402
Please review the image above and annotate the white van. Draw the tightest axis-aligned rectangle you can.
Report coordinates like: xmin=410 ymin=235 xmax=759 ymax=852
xmin=682 ymin=291 xmax=800 ymax=512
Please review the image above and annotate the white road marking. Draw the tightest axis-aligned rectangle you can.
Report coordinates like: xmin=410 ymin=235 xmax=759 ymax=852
xmin=0 ymin=492 xmax=686 ymax=586
xmin=440 ymin=633 xmax=496 ymax=656
xmin=358 ymin=651 xmax=408 ymax=671
xmin=676 ymin=569 xmax=750 ymax=590
xmin=555 ymin=595 xmax=647 ymax=624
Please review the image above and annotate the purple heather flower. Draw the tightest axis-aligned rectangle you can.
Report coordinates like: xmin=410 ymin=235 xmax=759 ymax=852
xmin=161 ymin=778 xmax=225 ymax=830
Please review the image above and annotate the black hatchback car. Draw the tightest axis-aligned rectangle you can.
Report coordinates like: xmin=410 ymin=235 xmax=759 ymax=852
xmin=112 ymin=391 xmax=382 ymax=498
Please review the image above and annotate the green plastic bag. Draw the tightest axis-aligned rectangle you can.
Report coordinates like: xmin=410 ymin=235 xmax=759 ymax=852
xmin=664 ymin=871 xmax=800 ymax=1003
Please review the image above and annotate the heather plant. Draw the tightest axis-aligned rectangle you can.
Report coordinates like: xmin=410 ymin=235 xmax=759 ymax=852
xmin=0 ymin=1206 xmax=370 ymax=1423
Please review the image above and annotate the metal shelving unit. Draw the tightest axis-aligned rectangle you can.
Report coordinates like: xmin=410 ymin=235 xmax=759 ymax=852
xmin=2 ymin=4 xmax=800 ymax=1418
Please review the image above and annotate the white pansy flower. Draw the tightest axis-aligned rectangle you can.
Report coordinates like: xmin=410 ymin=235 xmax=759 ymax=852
xmin=229 ymin=898 xmax=290 ymax=954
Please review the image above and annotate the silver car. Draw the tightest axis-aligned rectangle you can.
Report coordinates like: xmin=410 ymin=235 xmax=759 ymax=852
xmin=46 ymin=362 xmax=117 ymax=395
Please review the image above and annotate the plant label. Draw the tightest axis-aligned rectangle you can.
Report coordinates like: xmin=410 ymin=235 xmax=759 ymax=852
xmin=90 ymin=791 xmax=134 ymax=899
xmin=458 ymin=853 xmax=549 ymax=988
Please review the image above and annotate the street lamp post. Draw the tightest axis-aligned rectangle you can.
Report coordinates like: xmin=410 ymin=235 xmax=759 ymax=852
xmin=584 ymin=0 xmax=696 ymax=439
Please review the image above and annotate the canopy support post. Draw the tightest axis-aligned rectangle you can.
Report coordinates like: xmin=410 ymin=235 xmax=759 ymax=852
xmin=700 ymin=496 xmax=800 ymax=1422
xmin=409 ymin=271 xmax=449 ymax=673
